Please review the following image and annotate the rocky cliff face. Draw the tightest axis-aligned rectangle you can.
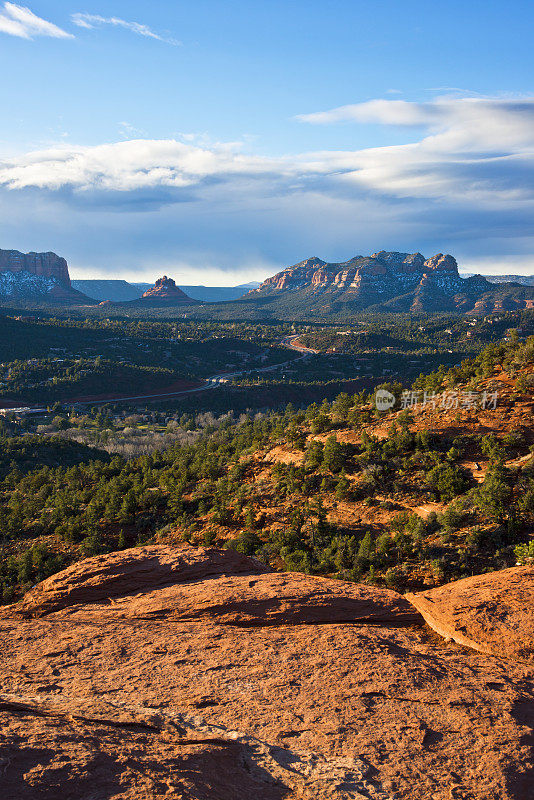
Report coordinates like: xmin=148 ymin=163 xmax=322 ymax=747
xmin=0 ymin=248 xmax=93 ymax=304
xmin=0 ymin=545 xmax=532 ymax=799
xmin=251 ymin=251 xmax=534 ymax=313
xmin=0 ymin=249 xmax=71 ymax=286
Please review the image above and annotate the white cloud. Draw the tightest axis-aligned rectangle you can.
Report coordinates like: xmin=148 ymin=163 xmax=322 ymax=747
xmin=71 ymin=12 xmax=179 ymax=45
xmin=295 ymin=97 xmax=534 ymax=206
xmin=297 ymin=96 xmax=534 ymax=149
xmin=0 ymin=2 xmax=73 ymax=39
xmin=297 ymin=99 xmax=434 ymax=126
xmin=0 ymin=139 xmax=300 ymax=193
xmin=460 ymin=255 xmax=534 ymax=276
xmin=2 ymin=97 xmax=534 ymax=211
xmin=0 ymin=96 xmax=533 ymax=279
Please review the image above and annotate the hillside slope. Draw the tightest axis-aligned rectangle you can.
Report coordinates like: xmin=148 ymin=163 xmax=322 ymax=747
xmin=162 ymin=334 xmax=533 ymax=591
xmin=0 ymin=334 xmax=532 ymax=604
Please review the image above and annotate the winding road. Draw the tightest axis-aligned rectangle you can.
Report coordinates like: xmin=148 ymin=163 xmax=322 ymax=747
xmin=66 ymin=339 xmax=314 ymax=407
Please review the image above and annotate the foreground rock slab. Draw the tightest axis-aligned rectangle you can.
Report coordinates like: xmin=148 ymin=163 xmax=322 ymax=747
xmin=0 ymin=546 xmax=533 ymax=799
xmin=407 ymin=566 xmax=534 ymax=662
xmin=14 ymin=544 xmax=270 ymax=618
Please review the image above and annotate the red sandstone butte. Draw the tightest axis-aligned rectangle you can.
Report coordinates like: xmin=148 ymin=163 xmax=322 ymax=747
xmin=140 ymin=276 xmax=196 ymax=303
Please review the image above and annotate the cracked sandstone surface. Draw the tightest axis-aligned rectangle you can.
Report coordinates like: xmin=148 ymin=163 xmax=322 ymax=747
xmin=0 ymin=545 xmax=532 ymax=799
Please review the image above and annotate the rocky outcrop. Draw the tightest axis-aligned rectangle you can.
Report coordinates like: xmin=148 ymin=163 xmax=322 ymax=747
xmin=14 ymin=545 xmax=270 ymax=618
xmin=407 ymin=566 xmax=534 ymax=662
xmin=0 ymin=546 xmax=533 ymax=799
xmin=135 ymin=276 xmax=196 ymax=306
xmin=0 ymin=248 xmax=93 ymax=304
xmin=249 ymin=251 xmax=534 ymax=314
xmin=0 ymin=693 xmax=385 ymax=800
xmin=110 ymin=571 xmax=422 ymax=627
xmin=260 ymin=257 xmax=327 ymax=291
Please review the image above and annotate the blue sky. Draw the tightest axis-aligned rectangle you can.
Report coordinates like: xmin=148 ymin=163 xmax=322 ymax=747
xmin=0 ymin=1 xmax=532 ymax=283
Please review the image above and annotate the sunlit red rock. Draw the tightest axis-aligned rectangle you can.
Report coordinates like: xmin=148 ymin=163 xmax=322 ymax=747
xmin=0 ymin=546 xmax=533 ymax=799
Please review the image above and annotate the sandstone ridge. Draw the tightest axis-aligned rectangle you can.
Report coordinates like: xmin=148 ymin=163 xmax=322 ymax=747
xmin=12 ymin=544 xmax=270 ymax=618
xmin=249 ymin=250 xmax=534 ymax=313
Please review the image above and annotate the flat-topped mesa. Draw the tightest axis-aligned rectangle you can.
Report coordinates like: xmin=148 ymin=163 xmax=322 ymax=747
xmin=0 ymin=247 xmax=96 ymax=303
xmin=0 ymin=248 xmax=71 ymax=286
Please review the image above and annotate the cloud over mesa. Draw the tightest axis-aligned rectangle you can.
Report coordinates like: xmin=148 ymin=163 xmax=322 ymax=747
xmin=0 ymin=96 xmax=533 ymax=277
xmin=1 ymin=97 xmax=533 ymax=209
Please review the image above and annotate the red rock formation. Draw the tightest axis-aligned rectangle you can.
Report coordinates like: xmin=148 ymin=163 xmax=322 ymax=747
xmin=407 ymin=566 xmax=534 ymax=661
xmin=1 ymin=546 xmax=533 ymax=798
xmin=252 ymin=251 xmax=455 ymax=298
xmin=15 ymin=544 xmax=269 ymax=618
xmin=0 ymin=248 xmax=96 ymax=303
xmin=249 ymin=251 xmax=534 ymax=313
xmin=422 ymin=253 xmax=459 ymax=273
xmin=140 ymin=276 xmax=195 ymax=303
xmin=0 ymin=249 xmax=71 ymax=286
xmin=127 ymin=275 xmax=196 ymax=306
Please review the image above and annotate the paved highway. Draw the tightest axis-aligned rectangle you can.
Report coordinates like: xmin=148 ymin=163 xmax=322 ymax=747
xmin=67 ymin=340 xmax=313 ymax=407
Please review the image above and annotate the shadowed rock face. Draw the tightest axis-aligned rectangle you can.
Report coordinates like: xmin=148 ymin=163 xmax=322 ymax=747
xmin=0 ymin=249 xmax=70 ymax=286
xmin=0 ymin=545 xmax=533 ymax=799
xmin=0 ymin=248 xmax=94 ymax=303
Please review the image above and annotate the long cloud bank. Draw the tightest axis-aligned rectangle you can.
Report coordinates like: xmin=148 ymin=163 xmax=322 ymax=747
xmin=0 ymin=97 xmax=533 ymax=277
xmin=1 ymin=98 xmax=533 ymax=207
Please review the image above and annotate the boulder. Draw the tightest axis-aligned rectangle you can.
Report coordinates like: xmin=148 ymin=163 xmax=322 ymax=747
xmin=406 ymin=566 xmax=534 ymax=661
